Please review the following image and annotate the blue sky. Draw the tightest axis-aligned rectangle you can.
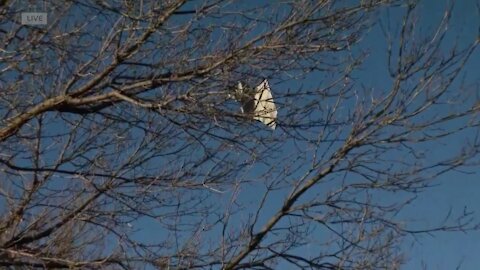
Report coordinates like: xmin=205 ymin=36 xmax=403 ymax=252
xmin=125 ymin=1 xmax=480 ymax=268
xmin=353 ymin=0 xmax=480 ymax=268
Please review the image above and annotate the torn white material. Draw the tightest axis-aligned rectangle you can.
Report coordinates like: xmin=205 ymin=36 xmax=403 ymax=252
xmin=235 ymin=79 xmax=277 ymax=129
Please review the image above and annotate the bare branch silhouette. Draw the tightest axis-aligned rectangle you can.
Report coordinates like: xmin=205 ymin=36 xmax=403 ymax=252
xmin=0 ymin=0 xmax=479 ymax=269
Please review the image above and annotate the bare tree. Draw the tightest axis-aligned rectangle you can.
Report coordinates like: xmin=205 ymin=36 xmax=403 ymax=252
xmin=0 ymin=0 xmax=479 ymax=269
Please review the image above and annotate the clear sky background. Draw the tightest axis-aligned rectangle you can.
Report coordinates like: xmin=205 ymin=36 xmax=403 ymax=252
xmin=234 ymin=1 xmax=480 ymax=269
xmin=356 ymin=0 xmax=480 ymax=269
